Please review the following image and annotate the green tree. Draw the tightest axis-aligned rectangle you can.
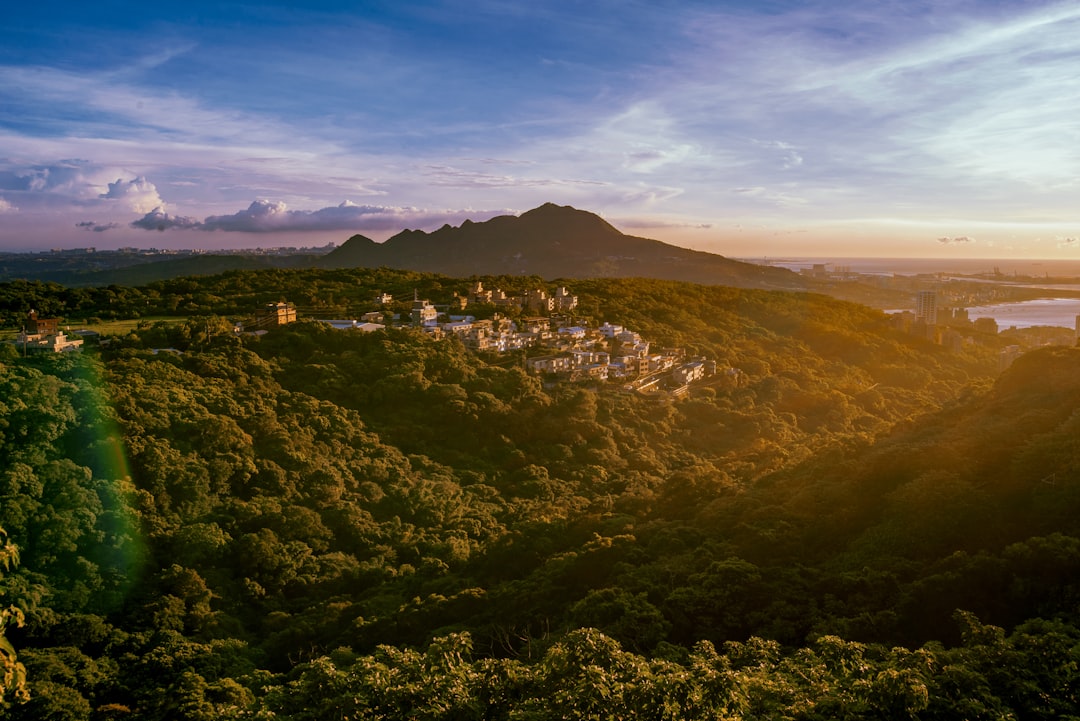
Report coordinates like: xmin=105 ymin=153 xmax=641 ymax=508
xmin=0 ymin=527 xmax=28 ymax=708
xmin=569 ymin=588 xmax=671 ymax=652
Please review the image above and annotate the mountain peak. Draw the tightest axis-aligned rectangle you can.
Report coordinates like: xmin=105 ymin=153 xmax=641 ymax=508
xmin=320 ymin=203 xmax=803 ymax=289
xmin=523 ymin=201 xmax=572 ymax=215
xmin=516 ymin=202 xmax=620 ymax=234
xmin=340 ymin=233 xmax=377 ymax=248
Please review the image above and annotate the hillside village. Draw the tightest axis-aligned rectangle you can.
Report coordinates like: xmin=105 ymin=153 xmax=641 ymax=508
xmin=0 ymin=280 xmax=733 ymax=400
xmin=14 ymin=274 xmax=1070 ymax=390
xmin=249 ymin=281 xmax=728 ymax=398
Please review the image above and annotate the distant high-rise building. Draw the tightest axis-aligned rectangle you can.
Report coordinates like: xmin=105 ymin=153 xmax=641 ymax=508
xmin=915 ymin=290 xmax=938 ymax=325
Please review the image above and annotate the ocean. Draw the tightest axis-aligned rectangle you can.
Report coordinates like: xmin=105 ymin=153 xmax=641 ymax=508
xmin=735 ymin=256 xmax=1080 ymax=329
xmin=737 ymin=257 xmax=1080 ymax=279
xmin=963 ymin=298 xmax=1080 ymax=330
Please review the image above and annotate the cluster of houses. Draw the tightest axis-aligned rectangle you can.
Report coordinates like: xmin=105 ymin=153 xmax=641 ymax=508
xmin=11 ymin=283 xmax=722 ymax=396
xmin=300 ymin=285 xmax=722 ymax=393
xmin=522 ymin=321 xmax=716 ymax=386
xmin=423 ymin=310 xmax=720 ymax=391
xmin=455 ymin=282 xmax=580 ymax=314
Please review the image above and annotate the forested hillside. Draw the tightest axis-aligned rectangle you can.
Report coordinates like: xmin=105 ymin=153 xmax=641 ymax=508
xmin=2 ymin=270 xmax=1079 ymax=718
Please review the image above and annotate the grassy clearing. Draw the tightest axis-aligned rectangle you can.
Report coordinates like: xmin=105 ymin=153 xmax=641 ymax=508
xmin=75 ymin=316 xmax=190 ymax=336
xmin=0 ymin=316 xmax=189 ymax=341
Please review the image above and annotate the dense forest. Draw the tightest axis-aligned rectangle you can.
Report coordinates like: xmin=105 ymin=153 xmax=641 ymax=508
xmin=1 ymin=268 xmax=1079 ymax=718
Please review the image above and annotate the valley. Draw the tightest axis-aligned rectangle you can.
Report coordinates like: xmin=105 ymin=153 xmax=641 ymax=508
xmin=0 ymin=261 xmax=1077 ymax=717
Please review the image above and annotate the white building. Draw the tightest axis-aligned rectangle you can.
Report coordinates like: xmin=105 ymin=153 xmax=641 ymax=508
xmin=558 ymin=326 xmax=587 ymax=340
xmin=672 ymin=361 xmax=706 ymax=386
xmin=15 ymin=330 xmax=84 ymax=353
xmin=598 ymin=322 xmax=624 ymax=338
xmin=411 ymin=296 xmax=439 ymax=326
xmin=320 ymin=320 xmax=386 ymax=332
xmin=553 ymin=286 xmax=578 ymax=311
xmin=527 ymin=355 xmax=574 ymax=374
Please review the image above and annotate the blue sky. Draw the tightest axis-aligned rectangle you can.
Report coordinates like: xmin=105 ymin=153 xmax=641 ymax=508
xmin=2 ymin=0 xmax=1079 ymax=257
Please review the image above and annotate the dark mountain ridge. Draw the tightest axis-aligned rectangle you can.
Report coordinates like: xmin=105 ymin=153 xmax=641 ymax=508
xmin=322 ymin=202 xmax=806 ymax=290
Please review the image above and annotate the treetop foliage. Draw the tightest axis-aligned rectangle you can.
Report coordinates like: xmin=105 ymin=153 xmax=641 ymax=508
xmin=1 ymin=266 xmax=1078 ymax=718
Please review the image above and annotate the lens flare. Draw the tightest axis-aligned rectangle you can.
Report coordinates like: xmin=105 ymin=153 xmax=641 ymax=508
xmin=65 ymin=355 xmax=147 ymax=608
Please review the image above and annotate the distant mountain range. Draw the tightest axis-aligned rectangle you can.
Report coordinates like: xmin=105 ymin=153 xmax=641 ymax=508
xmin=0 ymin=250 xmax=320 ymax=286
xmin=320 ymin=203 xmax=806 ymax=290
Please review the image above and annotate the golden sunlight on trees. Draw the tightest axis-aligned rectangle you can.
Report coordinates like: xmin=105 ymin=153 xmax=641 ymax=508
xmin=2 ymin=268 xmax=1080 ymax=717
xmin=0 ymin=527 xmax=27 ymax=708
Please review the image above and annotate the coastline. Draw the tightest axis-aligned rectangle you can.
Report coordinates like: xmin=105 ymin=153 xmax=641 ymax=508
xmin=737 ymin=257 xmax=1080 ymax=278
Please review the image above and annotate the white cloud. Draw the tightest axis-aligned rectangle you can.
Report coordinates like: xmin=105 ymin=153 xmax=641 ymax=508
xmin=422 ymin=164 xmax=606 ymax=189
xmin=618 ymin=216 xmax=712 ymax=230
xmin=624 ymin=1 xmax=1080 ymax=226
xmin=752 ymin=140 xmax=804 ymax=170
xmin=805 ymin=4 xmax=1080 ymax=185
xmin=617 ymin=185 xmax=684 ymax=205
xmin=0 ymin=64 xmax=325 ymax=151
xmin=0 ymin=161 xmax=180 ymax=216
xmin=1056 ymin=236 xmax=1079 ymax=248
xmin=6 ymin=159 xmax=101 ymax=198
xmin=131 ymin=207 xmax=202 ymax=231
xmin=0 ymin=198 xmax=15 ymax=213
xmin=202 ymin=199 xmax=289 ymax=231
xmin=100 ymin=176 xmax=165 ymax=213
xmin=583 ymin=101 xmax=703 ymax=176
xmin=732 ymin=186 xmax=808 ymax=207
xmin=622 ymin=143 xmax=695 ymax=173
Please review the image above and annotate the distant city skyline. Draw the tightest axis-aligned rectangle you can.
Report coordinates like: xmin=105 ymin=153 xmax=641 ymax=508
xmin=3 ymin=1 xmax=1080 ymax=258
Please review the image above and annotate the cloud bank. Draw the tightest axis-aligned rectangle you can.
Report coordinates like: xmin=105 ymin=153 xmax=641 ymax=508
xmin=130 ymin=207 xmax=203 ymax=231
xmin=130 ymin=200 xmax=513 ymax=234
xmin=618 ymin=217 xmax=713 ymax=230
